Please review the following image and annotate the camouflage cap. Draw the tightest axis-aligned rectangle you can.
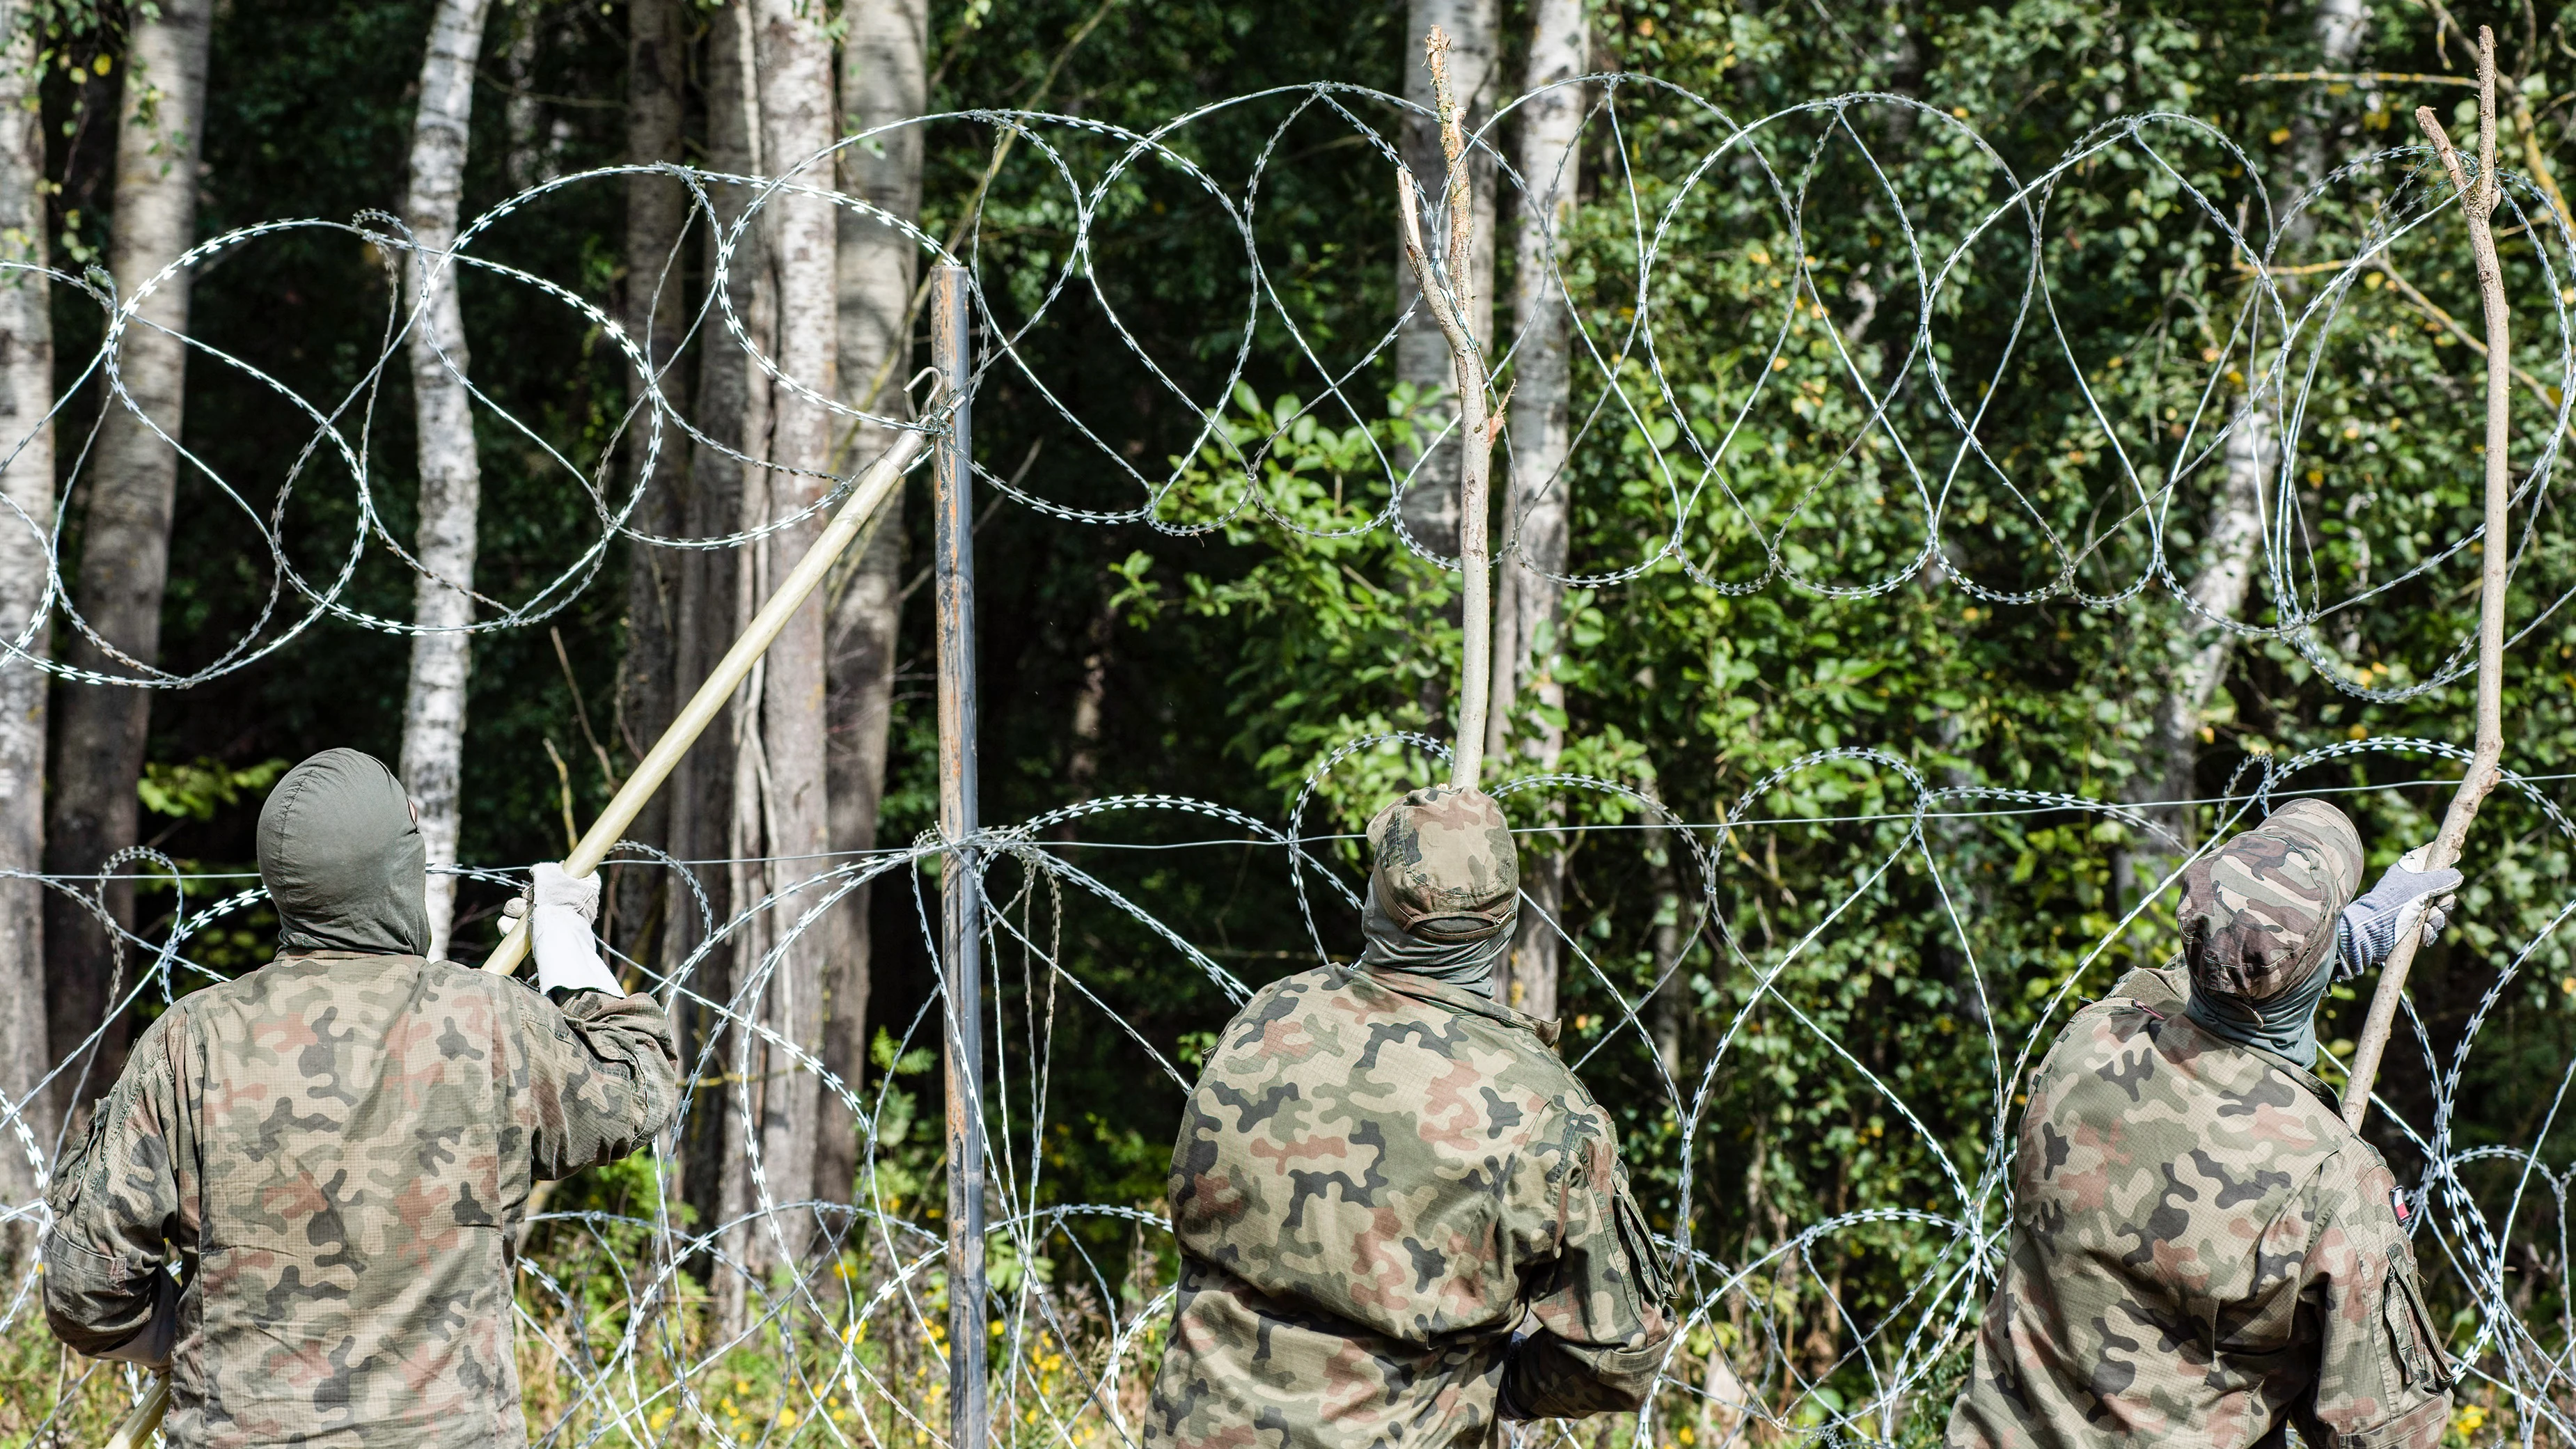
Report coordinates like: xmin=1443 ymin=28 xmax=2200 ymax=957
xmin=1367 ymin=786 xmax=1519 ymax=942
xmin=2180 ymin=797 xmax=2365 ymax=1005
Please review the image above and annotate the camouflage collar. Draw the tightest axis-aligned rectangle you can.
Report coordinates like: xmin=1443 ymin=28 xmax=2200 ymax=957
xmin=2116 ymin=973 xmax=2344 ymax=1117
xmin=1345 ymin=962 xmax=1562 ymax=1048
xmin=268 ymin=948 xmax=429 ymax=966
xmin=2183 ymin=1012 xmax=2343 ymax=1113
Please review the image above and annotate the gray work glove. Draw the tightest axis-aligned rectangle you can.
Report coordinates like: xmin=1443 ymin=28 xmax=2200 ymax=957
xmin=93 ymin=1266 xmax=178 ymax=1370
xmin=500 ymin=863 xmax=622 ymax=996
xmin=2335 ymin=846 xmax=2463 ymax=980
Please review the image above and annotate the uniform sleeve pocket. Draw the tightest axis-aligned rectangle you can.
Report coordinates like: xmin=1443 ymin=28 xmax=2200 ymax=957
xmin=42 ymin=1230 xmax=120 ymax=1281
xmin=1612 ymin=1189 xmax=1672 ymax=1303
xmin=40 ymin=1229 xmax=159 ymax=1326
xmin=44 ymin=1101 xmax=113 ymax=1217
xmin=2334 ymin=1392 xmax=2449 ymax=1449
xmin=2382 ymin=1263 xmax=2454 ymax=1396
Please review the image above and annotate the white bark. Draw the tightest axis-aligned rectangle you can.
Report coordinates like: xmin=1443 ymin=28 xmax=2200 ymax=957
xmin=398 ymin=0 xmax=495 ymax=962
xmin=1486 ymin=0 xmax=1585 ymax=754
xmin=2126 ymin=0 xmax=2362 ymax=870
xmin=1490 ymin=0 xmax=1582 ymax=1018
xmin=501 ymin=10 xmax=565 ymax=191
xmin=1395 ymin=0 xmax=1498 ymax=555
xmin=0 ymin=1 xmax=56 ymax=1260
xmin=2314 ymin=0 xmax=2368 ymax=71
xmin=817 ymin=0 xmax=927 ymax=1213
xmin=744 ymin=0 xmax=837 ymax=1274
xmin=2162 ymin=420 xmax=2270 ymax=770
xmin=45 ymin=0 xmax=213 ymax=1111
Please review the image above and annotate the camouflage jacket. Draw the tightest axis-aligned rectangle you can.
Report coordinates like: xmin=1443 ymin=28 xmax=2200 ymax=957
xmin=1947 ymin=965 xmax=2453 ymax=1449
xmin=44 ymin=950 xmax=682 ymax=1449
xmin=1147 ymin=963 xmax=1674 ymax=1449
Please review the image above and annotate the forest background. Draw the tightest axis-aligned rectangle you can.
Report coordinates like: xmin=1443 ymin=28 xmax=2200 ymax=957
xmin=6 ymin=0 xmax=2576 ymax=1442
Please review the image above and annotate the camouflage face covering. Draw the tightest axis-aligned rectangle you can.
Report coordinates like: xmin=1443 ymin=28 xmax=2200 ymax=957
xmin=1359 ymin=879 xmax=1515 ymax=996
xmin=1360 ymin=787 xmax=1520 ymax=996
xmin=2178 ymin=797 xmax=2364 ymax=1063
xmin=258 ymin=747 xmax=433 ymax=958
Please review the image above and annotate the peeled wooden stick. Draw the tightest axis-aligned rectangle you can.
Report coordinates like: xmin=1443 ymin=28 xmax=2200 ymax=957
xmin=2340 ymin=26 xmax=2513 ymax=1132
xmin=105 ymin=1379 xmax=165 ymax=1449
xmin=481 ymin=426 xmax=927 ymax=976
xmin=1396 ymin=26 xmax=1498 ymax=789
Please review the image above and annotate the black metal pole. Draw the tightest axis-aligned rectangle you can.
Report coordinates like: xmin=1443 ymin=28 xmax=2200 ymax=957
xmin=931 ymin=263 xmax=987 ymax=1449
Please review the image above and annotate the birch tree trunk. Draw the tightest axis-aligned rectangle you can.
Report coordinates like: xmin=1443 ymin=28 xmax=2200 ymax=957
xmin=612 ymin=0 xmax=690 ymax=966
xmin=1489 ymin=0 xmax=1582 ymax=1020
xmin=2313 ymin=0 xmax=2368 ymax=99
xmin=0 ymin=1 xmax=56 ymax=1264
xmin=1394 ymin=0 xmax=1497 ymax=556
xmin=816 ymin=0 xmax=927 ymax=1215
xmin=681 ymin=0 xmax=760 ymax=1342
xmin=1065 ymin=604 xmax=1111 ymax=801
xmin=43 ymin=0 xmax=213 ymax=1116
xmin=741 ymin=0 xmax=837 ymax=1280
xmin=2117 ymin=0 xmax=2360 ymax=893
xmin=398 ymin=0 xmax=495 ymax=963
xmin=2126 ymin=421 xmax=2268 ymax=863
xmin=501 ymin=8 xmax=566 ymax=191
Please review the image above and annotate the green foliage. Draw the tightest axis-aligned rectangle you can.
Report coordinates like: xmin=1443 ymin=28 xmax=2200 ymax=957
xmin=1153 ymin=380 xmax=1466 ymax=829
xmin=857 ymin=1026 xmax=941 ymax=1213
xmin=136 ymin=755 xmax=288 ymax=821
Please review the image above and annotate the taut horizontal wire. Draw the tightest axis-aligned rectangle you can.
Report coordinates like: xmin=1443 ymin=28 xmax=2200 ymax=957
xmin=31 ymin=769 xmax=2574 ymax=881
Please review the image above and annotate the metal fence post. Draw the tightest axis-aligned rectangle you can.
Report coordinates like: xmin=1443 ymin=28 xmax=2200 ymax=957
xmin=930 ymin=263 xmax=988 ymax=1449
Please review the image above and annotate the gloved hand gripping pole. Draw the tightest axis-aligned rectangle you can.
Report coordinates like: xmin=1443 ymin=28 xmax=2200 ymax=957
xmin=2339 ymin=26 xmax=2514 ymax=1133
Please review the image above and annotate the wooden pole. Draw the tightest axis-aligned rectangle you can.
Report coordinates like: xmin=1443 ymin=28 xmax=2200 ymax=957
xmin=104 ymin=1379 xmax=164 ymax=1449
xmin=2341 ymin=25 xmax=2514 ymax=1133
xmin=479 ymin=427 xmax=925 ymax=976
xmin=929 ymin=262 xmax=989 ymax=1449
xmin=1396 ymin=26 xmax=1497 ymax=790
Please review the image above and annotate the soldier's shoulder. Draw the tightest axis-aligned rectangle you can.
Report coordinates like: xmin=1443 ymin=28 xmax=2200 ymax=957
xmin=2105 ymin=961 xmax=2188 ymax=1011
xmin=121 ymin=994 xmax=196 ymax=1063
xmin=1214 ymin=962 xmax=1339 ymax=1031
xmin=169 ymin=957 xmax=305 ymax=1027
xmin=417 ymin=955 xmax=521 ymax=1000
xmin=1195 ymin=964 xmax=1346 ymax=1071
xmin=1242 ymin=962 xmax=1340 ymax=1008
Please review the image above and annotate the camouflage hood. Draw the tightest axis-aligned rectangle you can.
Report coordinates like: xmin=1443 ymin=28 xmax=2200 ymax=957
xmin=1360 ymin=786 xmax=1519 ymax=996
xmin=2178 ymin=797 xmax=2364 ymax=1063
xmin=257 ymin=748 xmax=433 ymax=958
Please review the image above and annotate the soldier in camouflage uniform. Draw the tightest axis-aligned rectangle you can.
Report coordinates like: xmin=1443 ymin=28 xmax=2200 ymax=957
xmin=1949 ymin=799 xmax=2463 ymax=1449
xmin=43 ymin=748 xmax=681 ymax=1449
xmin=1147 ymin=785 xmax=1674 ymax=1449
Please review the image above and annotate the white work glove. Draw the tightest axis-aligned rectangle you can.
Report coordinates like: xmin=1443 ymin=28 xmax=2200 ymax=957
xmin=2335 ymin=845 xmax=2464 ymax=980
xmin=500 ymin=862 xmax=622 ymax=996
xmin=93 ymin=1265 xmax=178 ymax=1370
